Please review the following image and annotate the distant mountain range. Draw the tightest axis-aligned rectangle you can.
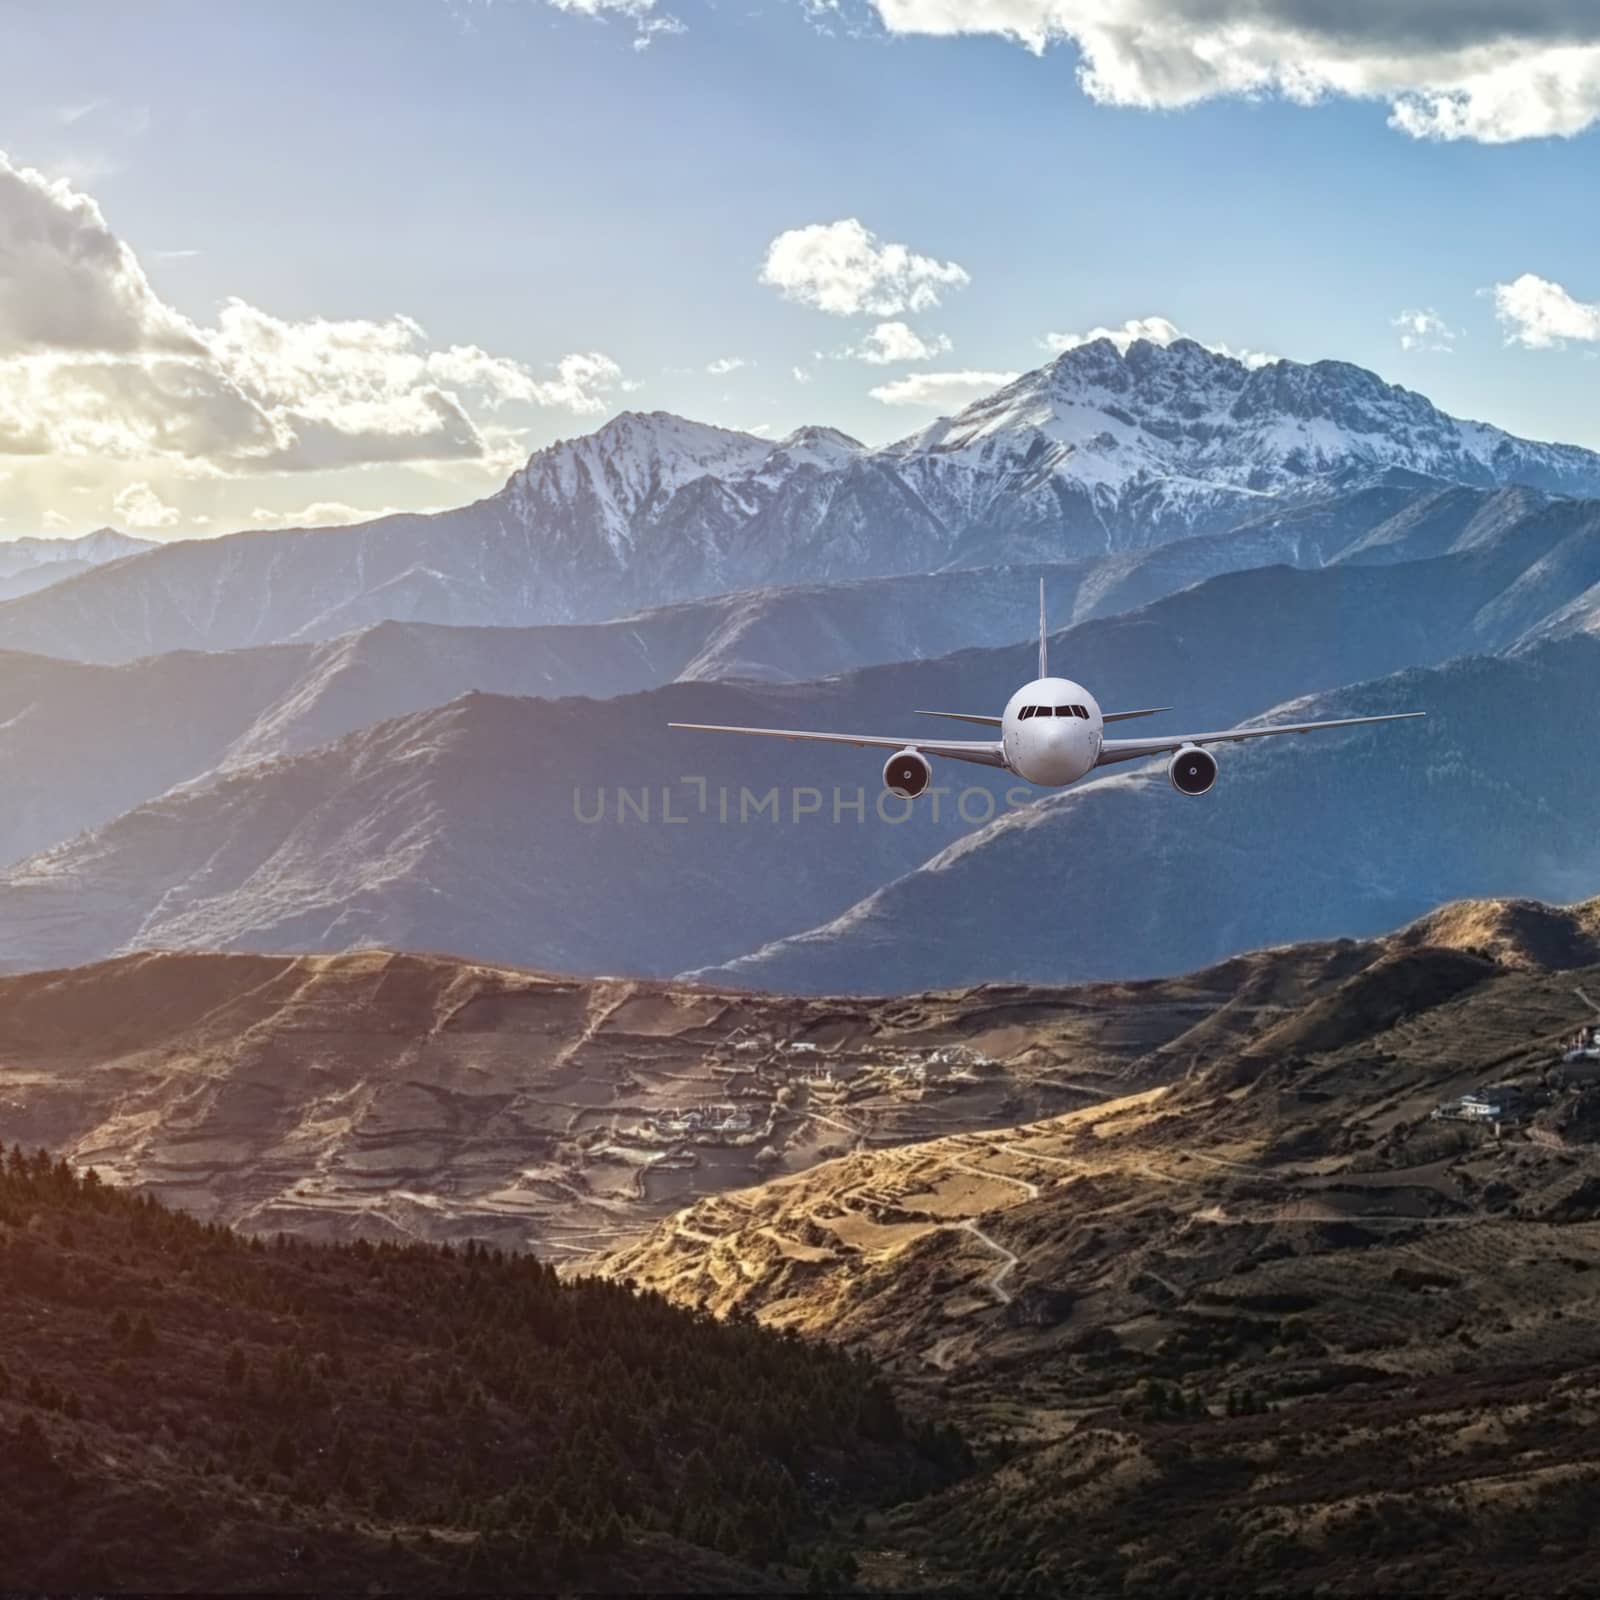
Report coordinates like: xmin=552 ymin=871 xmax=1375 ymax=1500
xmin=0 ymin=511 xmax=1402 ymax=870
xmin=0 ymin=526 xmax=156 ymax=602
xmin=6 ymin=477 xmax=1551 ymax=872
xmin=8 ymin=340 xmax=1600 ymax=664
xmin=3 ymin=493 xmax=1598 ymax=982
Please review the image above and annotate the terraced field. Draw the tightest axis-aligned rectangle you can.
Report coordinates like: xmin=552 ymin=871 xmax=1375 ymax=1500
xmin=599 ymin=907 xmax=1600 ymax=1589
xmin=0 ymin=944 xmax=1312 ymax=1254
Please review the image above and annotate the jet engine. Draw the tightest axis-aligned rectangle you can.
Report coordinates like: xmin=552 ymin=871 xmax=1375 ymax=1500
xmin=1169 ymin=744 xmax=1218 ymax=796
xmin=883 ymin=748 xmax=933 ymax=799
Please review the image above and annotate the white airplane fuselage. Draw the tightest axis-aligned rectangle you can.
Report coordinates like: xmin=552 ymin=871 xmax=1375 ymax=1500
xmin=1001 ymin=676 xmax=1103 ymax=788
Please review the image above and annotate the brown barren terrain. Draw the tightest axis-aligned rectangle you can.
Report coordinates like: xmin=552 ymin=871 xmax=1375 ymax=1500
xmin=599 ymin=897 xmax=1600 ymax=1592
xmin=0 ymin=944 xmax=1327 ymax=1259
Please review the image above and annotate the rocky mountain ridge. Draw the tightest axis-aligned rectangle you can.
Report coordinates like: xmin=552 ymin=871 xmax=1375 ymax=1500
xmin=8 ymin=342 xmax=1600 ymax=664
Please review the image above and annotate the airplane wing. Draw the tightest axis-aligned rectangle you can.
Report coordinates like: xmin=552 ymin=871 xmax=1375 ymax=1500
xmin=914 ymin=710 xmax=1002 ymax=727
xmin=1102 ymin=706 xmax=1173 ymax=724
xmin=1095 ymin=711 xmax=1424 ymax=769
xmin=669 ymin=723 xmax=1007 ymax=770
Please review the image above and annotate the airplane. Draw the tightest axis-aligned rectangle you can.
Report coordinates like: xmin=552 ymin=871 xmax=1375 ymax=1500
xmin=670 ymin=580 xmax=1424 ymax=799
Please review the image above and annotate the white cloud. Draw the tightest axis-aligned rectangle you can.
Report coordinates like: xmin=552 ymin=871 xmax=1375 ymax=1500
xmin=525 ymin=351 xmax=631 ymax=414
xmin=0 ymin=150 xmax=629 ymax=479
xmin=1042 ymin=314 xmax=1275 ymax=369
xmin=865 ymin=1 xmax=1600 ymax=143
xmin=41 ymin=509 xmax=69 ymax=529
xmin=112 ymin=480 xmax=180 ymax=529
xmin=0 ymin=151 xmax=202 ymax=356
xmin=706 ymin=355 xmax=747 ymax=375
xmin=869 ymin=369 xmax=1020 ymax=408
xmin=632 ymin=12 xmax=686 ymax=48
xmin=1393 ymin=307 xmax=1457 ymax=352
xmin=845 ymin=320 xmax=953 ymax=364
xmin=543 ymin=0 xmax=684 ymax=49
xmin=249 ymin=499 xmax=423 ymax=529
xmin=760 ymin=218 xmax=970 ymax=317
xmin=792 ymin=365 xmax=813 ymax=384
xmin=1493 ymin=273 xmax=1600 ymax=348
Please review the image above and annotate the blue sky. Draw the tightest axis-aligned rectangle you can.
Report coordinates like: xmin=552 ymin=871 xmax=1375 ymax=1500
xmin=2 ymin=0 xmax=1599 ymax=535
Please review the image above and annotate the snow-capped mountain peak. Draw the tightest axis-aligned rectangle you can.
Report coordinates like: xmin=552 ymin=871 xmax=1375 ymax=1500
xmin=506 ymin=410 xmax=775 ymax=555
xmin=9 ymin=344 xmax=1600 ymax=663
xmin=884 ymin=337 xmax=1600 ymax=513
xmin=516 ymin=410 xmax=773 ymax=502
xmin=762 ymin=424 xmax=865 ymax=472
xmin=0 ymin=525 xmax=157 ymax=583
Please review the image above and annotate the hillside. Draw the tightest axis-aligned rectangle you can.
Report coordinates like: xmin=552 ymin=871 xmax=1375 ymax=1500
xmin=0 ymin=520 xmax=1396 ymax=871
xmin=6 ymin=521 xmax=1600 ymax=982
xmin=0 ymin=1151 xmax=960 ymax=1592
xmin=701 ymin=635 xmax=1600 ymax=993
xmin=0 ymin=481 xmax=1458 ymax=872
xmin=5 ymin=340 xmax=1600 ymax=664
xmin=13 ymin=901 xmax=1600 ymax=1591
xmin=0 ymin=946 xmax=1317 ymax=1256
xmin=601 ymin=895 xmax=1600 ymax=1593
xmin=0 ymin=527 xmax=155 ymax=601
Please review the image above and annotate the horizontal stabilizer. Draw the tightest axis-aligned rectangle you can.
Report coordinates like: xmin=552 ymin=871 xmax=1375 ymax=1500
xmin=1102 ymin=706 xmax=1173 ymax=724
xmin=915 ymin=710 xmax=1003 ymax=728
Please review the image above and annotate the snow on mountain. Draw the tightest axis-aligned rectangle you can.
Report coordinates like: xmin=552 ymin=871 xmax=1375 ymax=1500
xmin=886 ymin=338 xmax=1600 ymax=553
xmin=6 ymin=344 xmax=1600 ymax=666
xmin=505 ymin=412 xmax=777 ymax=558
xmin=0 ymin=526 xmax=156 ymax=581
xmin=761 ymin=425 xmax=866 ymax=473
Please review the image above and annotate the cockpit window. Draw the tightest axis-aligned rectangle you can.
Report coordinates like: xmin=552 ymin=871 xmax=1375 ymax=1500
xmin=1054 ymin=705 xmax=1070 ymax=716
xmin=1019 ymin=706 xmax=1035 ymax=720
xmin=1075 ymin=705 xmax=1089 ymax=719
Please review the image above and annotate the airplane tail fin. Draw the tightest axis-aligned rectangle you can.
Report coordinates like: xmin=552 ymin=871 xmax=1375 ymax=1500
xmin=1038 ymin=577 xmax=1048 ymax=680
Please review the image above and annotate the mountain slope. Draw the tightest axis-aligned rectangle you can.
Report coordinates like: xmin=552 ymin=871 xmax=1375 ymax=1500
xmin=0 ymin=945 xmax=1293 ymax=1253
xmin=6 ymin=532 xmax=1600 ymax=982
xmin=0 ymin=526 xmax=155 ymax=580
xmin=1 ymin=477 xmax=1582 ymax=870
xmin=606 ymin=893 xmax=1600 ymax=1336
xmin=701 ymin=635 xmax=1600 ymax=994
xmin=6 ymin=342 xmax=1600 ymax=664
xmin=0 ymin=527 xmax=158 ymax=602
xmin=601 ymin=900 xmax=1600 ymax=1593
xmin=0 ymin=1154 xmax=952 ymax=1593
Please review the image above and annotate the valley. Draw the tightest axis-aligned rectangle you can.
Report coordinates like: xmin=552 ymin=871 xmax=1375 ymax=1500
xmin=0 ymin=945 xmax=1289 ymax=1258
xmin=600 ymin=896 xmax=1600 ymax=1591
xmin=10 ymin=895 xmax=1600 ymax=1590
